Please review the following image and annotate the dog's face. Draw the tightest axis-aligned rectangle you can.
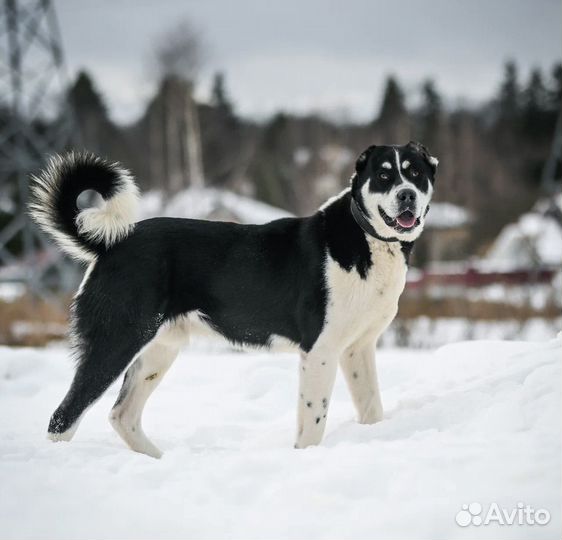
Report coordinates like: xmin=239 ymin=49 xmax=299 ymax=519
xmin=351 ymin=141 xmax=438 ymax=241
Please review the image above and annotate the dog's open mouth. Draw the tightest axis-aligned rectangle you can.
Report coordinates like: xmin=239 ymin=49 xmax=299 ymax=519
xmin=379 ymin=207 xmax=420 ymax=232
xmin=396 ymin=210 xmax=416 ymax=229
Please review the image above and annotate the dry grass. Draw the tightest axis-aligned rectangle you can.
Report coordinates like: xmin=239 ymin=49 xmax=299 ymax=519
xmin=398 ymin=293 xmax=561 ymax=320
xmin=0 ymin=295 xmax=70 ymax=347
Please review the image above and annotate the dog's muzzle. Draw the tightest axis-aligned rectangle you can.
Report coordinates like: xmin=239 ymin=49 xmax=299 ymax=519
xmin=379 ymin=206 xmax=420 ymax=232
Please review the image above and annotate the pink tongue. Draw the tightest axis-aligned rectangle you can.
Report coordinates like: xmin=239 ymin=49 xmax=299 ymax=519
xmin=396 ymin=213 xmax=416 ymax=228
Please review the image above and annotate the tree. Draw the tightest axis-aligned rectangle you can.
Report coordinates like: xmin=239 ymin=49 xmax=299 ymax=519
xmin=153 ymin=20 xmax=206 ymax=192
xmin=154 ymin=20 xmax=203 ymax=83
xmin=418 ymin=79 xmax=443 ymax=151
xmin=377 ymin=76 xmax=407 ymax=124
xmin=199 ymin=72 xmax=251 ymax=191
xmin=524 ymin=69 xmax=548 ymax=111
xmin=548 ymin=62 xmax=562 ymax=110
xmin=251 ymin=113 xmax=301 ymax=211
xmin=493 ymin=61 xmax=522 ymax=160
xmin=67 ymin=70 xmax=131 ymax=161
xmin=210 ymin=72 xmax=233 ymax=115
xmin=376 ymin=76 xmax=409 ymax=143
xmin=522 ymin=68 xmax=549 ymax=140
xmin=420 ymin=80 xmax=442 ymax=116
xmin=68 ymin=71 xmax=108 ymax=118
xmin=497 ymin=60 xmax=520 ymax=123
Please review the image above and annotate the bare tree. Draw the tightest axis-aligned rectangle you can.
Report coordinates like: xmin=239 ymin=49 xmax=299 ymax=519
xmin=154 ymin=20 xmax=203 ymax=82
xmin=152 ymin=20 xmax=206 ymax=192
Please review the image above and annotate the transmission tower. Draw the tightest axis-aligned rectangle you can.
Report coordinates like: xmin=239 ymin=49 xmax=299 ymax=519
xmin=0 ymin=0 xmax=77 ymax=297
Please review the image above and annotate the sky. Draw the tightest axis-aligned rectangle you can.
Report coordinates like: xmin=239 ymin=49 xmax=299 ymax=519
xmin=57 ymin=0 xmax=561 ymax=125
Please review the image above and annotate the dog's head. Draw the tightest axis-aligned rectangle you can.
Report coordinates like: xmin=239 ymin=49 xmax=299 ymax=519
xmin=351 ymin=141 xmax=438 ymax=242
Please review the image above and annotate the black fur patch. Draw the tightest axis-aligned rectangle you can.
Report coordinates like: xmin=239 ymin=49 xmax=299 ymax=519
xmin=78 ymin=216 xmax=327 ymax=354
xmin=400 ymin=241 xmax=414 ymax=264
xmin=322 ymin=191 xmax=372 ymax=279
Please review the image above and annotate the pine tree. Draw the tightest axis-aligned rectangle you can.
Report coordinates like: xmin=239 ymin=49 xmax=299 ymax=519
xmin=421 ymin=80 xmax=442 ymax=117
xmin=419 ymin=79 xmax=442 ymax=150
xmin=210 ymin=72 xmax=233 ymax=115
xmin=67 ymin=70 xmax=113 ymax=153
xmin=522 ymin=68 xmax=549 ymax=139
xmin=493 ymin=61 xmax=522 ymax=157
xmin=497 ymin=61 xmax=520 ymax=123
xmin=547 ymin=62 xmax=562 ymax=111
xmin=377 ymin=76 xmax=407 ymax=124
xmin=68 ymin=71 xmax=109 ymax=120
xmin=376 ymin=76 xmax=409 ymax=142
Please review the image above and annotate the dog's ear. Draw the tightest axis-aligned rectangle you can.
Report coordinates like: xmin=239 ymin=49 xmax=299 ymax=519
xmin=407 ymin=141 xmax=439 ymax=174
xmin=355 ymin=145 xmax=377 ymax=174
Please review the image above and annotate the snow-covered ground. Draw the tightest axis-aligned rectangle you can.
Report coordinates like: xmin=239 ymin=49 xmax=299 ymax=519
xmin=484 ymin=195 xmax=562 ymax=269
xmin=380 ymin=317 xmax=562 ymax=348
xmin=0 ymin=336 xmax=560 ymax=540
xmin=425 ymin=201 xmax=472 ymax=229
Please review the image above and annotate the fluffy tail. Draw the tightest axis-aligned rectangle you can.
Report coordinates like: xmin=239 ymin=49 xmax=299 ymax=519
xmin=29 ymin=152 xmax=139 ymax=263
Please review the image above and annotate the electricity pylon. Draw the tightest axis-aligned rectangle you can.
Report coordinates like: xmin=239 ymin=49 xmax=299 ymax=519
xmin=0 ymin=0 xmax=77 ymax=297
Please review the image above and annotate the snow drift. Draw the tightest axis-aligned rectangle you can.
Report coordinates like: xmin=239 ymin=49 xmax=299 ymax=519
xmin=0 ymin=336 xmax=560 ymax=539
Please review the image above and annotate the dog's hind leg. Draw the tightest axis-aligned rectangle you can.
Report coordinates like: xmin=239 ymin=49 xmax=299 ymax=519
xmin=294 ymin=344 xmax=339 ymax=449
xmin=48 ymin=339 xmax=149 ymax=443
xmin=339 ymin=340 xmax=383 ymax=424
xmin=109 ymin=326 xmax=185 ymax=458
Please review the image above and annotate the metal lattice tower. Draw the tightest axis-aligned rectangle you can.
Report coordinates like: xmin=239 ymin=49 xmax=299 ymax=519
xmin=0 ymin=0 xmax=77 ymax=296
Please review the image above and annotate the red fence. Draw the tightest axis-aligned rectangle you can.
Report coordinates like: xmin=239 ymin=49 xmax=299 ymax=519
xmin=407 ymin=266 xmax=557 ymax=290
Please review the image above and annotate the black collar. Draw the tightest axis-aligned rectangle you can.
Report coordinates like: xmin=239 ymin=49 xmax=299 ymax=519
xmin=350 ymin=197 xmax=400 ymax=243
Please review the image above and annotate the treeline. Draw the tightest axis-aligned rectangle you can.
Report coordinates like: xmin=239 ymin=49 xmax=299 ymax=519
xmin=72 ymin=61 xmax=560 ymax=250
xmin=4 ymin=60 xmax=562 ymax=259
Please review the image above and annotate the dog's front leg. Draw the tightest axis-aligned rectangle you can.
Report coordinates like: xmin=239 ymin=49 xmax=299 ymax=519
xmin=295 ymin=347 xmax=338 ymax=448
xmin=339 ymin=341 xmax=383 ymax=424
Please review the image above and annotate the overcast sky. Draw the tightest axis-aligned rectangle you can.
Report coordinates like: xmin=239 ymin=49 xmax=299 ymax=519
xmin=57 ymin=0 xmax=561 ymax=124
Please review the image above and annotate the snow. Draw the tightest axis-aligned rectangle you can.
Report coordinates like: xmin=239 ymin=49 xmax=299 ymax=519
xmin=485 ymin=210 xmax=562 ymax=268
xmin=0 ymin=282 xmax=26 ymax=302
xmin=0 ymin=336 xmax=560 ymax=539
xmin=139 ymin=188 xmax=292 ymax=224
xmin=425 ymin=202 xmax=472 ymax=229
xmin=381 ymin=316 xmax=562 ymax=348
xmin=293 ymin=147 xmax=312 ymax=167
xmin=418 ymin=282 xmax=561 ymax=310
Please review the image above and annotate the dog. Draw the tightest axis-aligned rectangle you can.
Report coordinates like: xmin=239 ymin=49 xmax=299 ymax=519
xmin=29 ymin=141 xmax=437 ymax=458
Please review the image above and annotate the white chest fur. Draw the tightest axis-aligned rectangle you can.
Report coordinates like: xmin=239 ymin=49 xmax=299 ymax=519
xmin=321 ymin=239 xmax=407 ymax=351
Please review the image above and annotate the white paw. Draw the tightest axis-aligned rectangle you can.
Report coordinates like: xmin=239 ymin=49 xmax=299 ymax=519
xmin=47 ymin=425 xmax=78 ymax=442
xmin=358 ymin=403 xmax=383 ymax=424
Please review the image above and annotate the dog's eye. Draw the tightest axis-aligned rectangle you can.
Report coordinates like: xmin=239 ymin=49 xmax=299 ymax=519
xmin=379 ymin=172 xmax=389 ymax=180
xmin=410 ymin=169 xmax=419 ymax=177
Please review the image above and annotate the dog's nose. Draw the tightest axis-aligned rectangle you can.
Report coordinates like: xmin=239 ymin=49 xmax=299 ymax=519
xmin=397 ymin=189 xmax=416 ymax=205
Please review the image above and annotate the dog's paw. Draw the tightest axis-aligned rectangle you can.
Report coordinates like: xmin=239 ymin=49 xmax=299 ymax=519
xmin=357 ymin=409 xmax=383 ymax=425
xmin=47 ymin=431 xmax=74 ymax=442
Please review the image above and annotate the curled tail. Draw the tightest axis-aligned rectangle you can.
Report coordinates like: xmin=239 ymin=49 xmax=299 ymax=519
xmin=29 ymin=152 xmax=139 ymax=263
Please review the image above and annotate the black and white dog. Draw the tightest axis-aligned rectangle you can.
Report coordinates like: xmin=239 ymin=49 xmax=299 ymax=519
xmin=29 ymin=141 xmax=437 ymax=458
